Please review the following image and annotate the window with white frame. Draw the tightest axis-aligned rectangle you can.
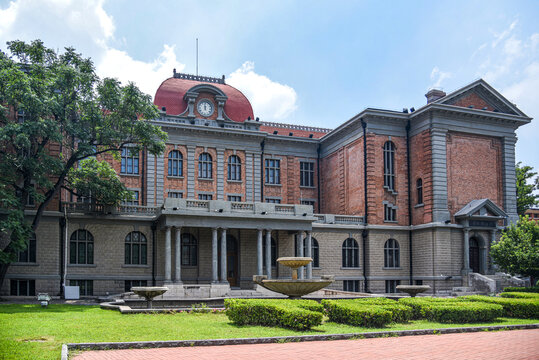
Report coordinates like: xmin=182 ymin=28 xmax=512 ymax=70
xmin=121 ymin=147 xmax=139 ymax=174
xmin=123 ymin=190 xmax=139 ymax=206
xmin=265 ymin=159 xmax=280 ymax=184
xmin=300 ymin=161 xmax=314 ymax=187
xmin=198 ymin=153 xmax=213 ymax=179
xmin=168 ymin=150 xmax=183 ymax=177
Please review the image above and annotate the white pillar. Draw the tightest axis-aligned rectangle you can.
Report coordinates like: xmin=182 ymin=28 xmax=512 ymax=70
xmin=220 ymin=228 xmax=228 ymax=283
xmin=212 ymin=228 xmax=218 ymax=283
xmin=297 ymin=231 xmax=305 ymax=279
xmin=174 ymin=227 xmax=182 ymax=284
xmin=257 ymin=229 xmax=263 ymax=276
xmin=265 ymin=230 xmax=272 ymax=280
xmin=306 ymin=231 xmax=312 ymax=279
xmin=463 ymin=228 xmax=470 ymax=272
xmin=164 ymin=227 xmax=172 ymax=283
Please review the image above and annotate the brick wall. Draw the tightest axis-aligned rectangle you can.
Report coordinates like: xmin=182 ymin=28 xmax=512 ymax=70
xmin=410 ymin=129 xmax=433 ymax=224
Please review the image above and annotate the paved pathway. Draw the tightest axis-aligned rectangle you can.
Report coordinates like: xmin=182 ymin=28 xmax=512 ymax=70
xmin=73 ymin=329 xmax=539 ymax=360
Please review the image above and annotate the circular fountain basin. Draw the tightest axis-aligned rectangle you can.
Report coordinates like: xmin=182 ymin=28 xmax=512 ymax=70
xmin=396 ymin=285 xmax=431 ymax=297
xmin=260 ymin=279 xmax=334 ymax=298
xmin=131 ymin=286 xmax=169 ymax=300
xmin=277 ymin=257 xmax=312 ymax=269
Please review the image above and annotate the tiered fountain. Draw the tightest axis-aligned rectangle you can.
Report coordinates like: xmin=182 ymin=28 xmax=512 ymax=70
xmin=253 ymin=257 xmax=334 ymax=298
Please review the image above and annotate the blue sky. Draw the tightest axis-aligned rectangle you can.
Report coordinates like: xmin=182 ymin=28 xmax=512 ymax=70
xmin=0 ymin=0 xmax=538 ymax=172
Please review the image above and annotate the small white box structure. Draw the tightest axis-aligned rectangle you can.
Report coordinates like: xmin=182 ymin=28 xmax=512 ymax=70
xmin=64 ymin=286 xmax=80 ymax=300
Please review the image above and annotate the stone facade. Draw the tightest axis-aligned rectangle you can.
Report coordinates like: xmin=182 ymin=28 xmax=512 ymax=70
xmin=1 ymin=75 xmax=531 ymax=297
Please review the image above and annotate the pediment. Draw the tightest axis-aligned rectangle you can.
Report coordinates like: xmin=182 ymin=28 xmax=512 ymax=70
xmin=436 ymin=79 xmax=527 ymax=117
xmin=455 ymin=198 xmax=507 ymax=219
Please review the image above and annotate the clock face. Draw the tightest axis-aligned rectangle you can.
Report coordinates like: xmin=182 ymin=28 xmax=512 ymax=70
xmin=197 ymin=100 xmax=214 ymax=117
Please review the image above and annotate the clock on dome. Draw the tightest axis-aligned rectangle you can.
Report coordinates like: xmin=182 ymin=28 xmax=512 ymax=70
xmin=197 ymin=99 xmax=214 ymax=117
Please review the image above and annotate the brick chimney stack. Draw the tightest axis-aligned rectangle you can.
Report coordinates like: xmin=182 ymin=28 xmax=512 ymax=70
xmin=425 ymin=89 xmax=446 ymax=104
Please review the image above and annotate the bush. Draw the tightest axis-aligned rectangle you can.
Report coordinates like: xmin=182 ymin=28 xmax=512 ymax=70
xmin=322 ymin=300 xmax=393 ymax=327
xmin=500 ymin=292 xmax=539 ymax=299
xmin=398 ymin=297 xmax=461 ymax=319
xmin=420 ymin=302 xmax=503 ymax=323
xmin=462 ymin=295 xmax=539 ymax=319
xmin=503 ymin=286 xmax=539 ymax=293
xmin=224 ymin=299 xmax=323 ymax=330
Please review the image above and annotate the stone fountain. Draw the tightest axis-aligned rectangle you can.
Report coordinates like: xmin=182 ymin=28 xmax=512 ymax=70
xmin=396 ymin=285 xmax=431 ymax=297
xmin=253 ymin=257 xmax=334 ymax=298
xmin=131 ymin=286 xmax=169 ymax=309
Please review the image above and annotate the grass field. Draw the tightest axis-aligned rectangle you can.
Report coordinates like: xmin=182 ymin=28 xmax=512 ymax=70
xmin=0 ymin=304 xmax=537 ymax=360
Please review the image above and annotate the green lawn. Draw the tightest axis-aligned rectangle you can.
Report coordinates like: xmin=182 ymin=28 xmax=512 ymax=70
xmin=0 ymin=304 xmax=537 ymax=360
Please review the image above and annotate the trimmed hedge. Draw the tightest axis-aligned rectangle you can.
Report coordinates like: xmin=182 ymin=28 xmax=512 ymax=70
xmin=398 ymin=297 xmax=461 ymax=320
xmin=503 ymin=286 xmax=539 ymax=293
xmin=419 ymin=302 xmax=503 ymax=323
xmin=500 ymin=292 xmax=539 ymax=299
xmin=224 ymin=299 xmax=323 ymax=330
xmin=322 ymin=300 xmax=393 ymax=327
xmin=461 ymin=295 xmax=539 ymax=319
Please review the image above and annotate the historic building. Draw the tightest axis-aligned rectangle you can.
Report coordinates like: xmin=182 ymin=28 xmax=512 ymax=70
xmin=2 ymin=71 xmax=532 ymax=297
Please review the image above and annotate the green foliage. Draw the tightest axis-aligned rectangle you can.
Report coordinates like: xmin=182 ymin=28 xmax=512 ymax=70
xmin=419 ymin=302 xmax=503 ymax=323
xmin=0 ymin=39 xmax=167 ymax=269
xmin=224 ymin=299 xmax=323 ymax=330
xmin=398 ymin=297 xmax=463 ymax=320
xmin=516 ymin=162 xmax=539 ymax=216
xmin=322 ymin=300 xmax=394 ymax=327
xmin=502 ymin=286 xmax=539 ymax=293
xmin=490 ymin=216 xmax=539 ymax=282
xmin=462 ymin=295 xmax=539 ymax=319
xmin=499 ymin=292 xmax=539 ymax=299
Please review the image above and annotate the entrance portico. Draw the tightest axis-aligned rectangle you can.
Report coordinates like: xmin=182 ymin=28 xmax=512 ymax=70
xmin=157 ymin=198 xmax=315 ymax=296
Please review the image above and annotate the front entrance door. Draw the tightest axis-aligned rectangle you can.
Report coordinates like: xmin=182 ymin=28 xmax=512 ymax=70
xmin=469 ymin=238 xmax=480 ymax=273
xmin=226 ymin=236 xmax=238 ymax=287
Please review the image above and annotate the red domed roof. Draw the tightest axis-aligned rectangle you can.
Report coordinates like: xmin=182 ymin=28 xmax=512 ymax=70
xmin=154 ymin=75 xmax=254 ymax=123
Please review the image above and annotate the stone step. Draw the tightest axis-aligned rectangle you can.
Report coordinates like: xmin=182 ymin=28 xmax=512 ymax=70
xmin=452 ymin=287 xmax=474 ymax=292
xmin=452 ymin=291 xmax=486 ymax=296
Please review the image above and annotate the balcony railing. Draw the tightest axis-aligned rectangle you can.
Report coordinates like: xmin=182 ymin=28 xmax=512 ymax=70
xmin=314 ymin=214 xmax=365 ymax=225
xmin=62 ymin=202 xmax=157 ymax=216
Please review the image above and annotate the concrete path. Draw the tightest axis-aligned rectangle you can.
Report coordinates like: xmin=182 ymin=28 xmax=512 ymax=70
xmin=73 ymin=329 xmax=539 ymax=360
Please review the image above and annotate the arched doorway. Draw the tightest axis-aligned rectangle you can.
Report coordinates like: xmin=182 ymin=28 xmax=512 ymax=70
xmin=469 ymin=237 xmax=480 ymax=273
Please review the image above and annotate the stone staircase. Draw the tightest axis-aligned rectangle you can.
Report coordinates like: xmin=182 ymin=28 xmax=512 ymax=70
xmin=451 ymin=286 xmax=486 ymax=296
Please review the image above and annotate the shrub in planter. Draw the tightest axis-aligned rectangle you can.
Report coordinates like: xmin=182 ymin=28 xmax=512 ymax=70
xmin=503 ymin=286 xmax=539 ymax=293
xmin=500 ymin=292 xmax=539 ymax=299
xmin=322 ymin=300 xmax=393 ymax=327
xmin=224 ymin=299 xmax=323 ymax=330
xmin=420 ymin=302 xmax=503 ymax=323
xmin=461 ymin=295 xmax=539 ymax=319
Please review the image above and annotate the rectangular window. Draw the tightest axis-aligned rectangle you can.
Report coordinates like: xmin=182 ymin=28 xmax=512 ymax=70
xmin=69 ymin=280 xmax=93 ymax=296
xmin=198 ymin=194 xmax=213 ymax=200
xmin=121 ymin=147 xmax=139 ymax=175
xmin=17 ymin=235 xmax=36 ymax=263
xmin=123 ymin=190 xmax=139 ymax=206
xmin=265 ymin=198 xmax=281 ymax=204
xmin=300 ymin=200 xmax=315 ymax=207
xmin=227 ymin=195 xmax=242 ymax=202
xmin=415 ymin=280 xmax=423 ymax=285
xmin=168 ymin=192 xmax=183 ymax=198
xmin=300 ymin=162 xmax=314 ymax=187
xmin=10 ymin=279 xmax=35 ymax=296
xmin=343 ymin=280 xmax=360 ymax=292
xmin=385 ymin=279 xmax=401 ymax=293
xmin=265 ymin=159 xmax=281 ymax=185
xmin=384 ymin=203 xmax=397 ymax=222
xmin=124 ymin=280 xmax=147 ymax=293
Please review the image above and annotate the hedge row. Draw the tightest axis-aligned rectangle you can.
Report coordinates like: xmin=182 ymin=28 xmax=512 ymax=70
xmin=322 ymin=300 xmax=393 ymax=327
xmin=224 ymin=299 xmax=323 ymax=330
xmin=500 ymin=292 xmax=539 ymax=299
xmin=420 ymin=302 xmax=503 ymax=323
xmin=398 ymin=297 xmax=461 ymax=319
xmin=503 ymin=286 xmax=539 ymax=293
xmin=461 ymin=295 xmax=539 ymax=319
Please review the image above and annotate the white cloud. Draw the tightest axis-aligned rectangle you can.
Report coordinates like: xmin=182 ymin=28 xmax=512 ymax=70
xmin=227 ymin=61 xmax=298 ymax=122
xmin=430 ymin=66 xmax=451 ymax=88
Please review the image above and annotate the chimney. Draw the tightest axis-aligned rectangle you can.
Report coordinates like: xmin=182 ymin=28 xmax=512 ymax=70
xmin=425 ymin=89 xmax=446 ymax=104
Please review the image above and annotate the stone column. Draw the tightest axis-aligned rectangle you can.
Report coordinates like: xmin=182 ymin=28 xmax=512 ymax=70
xmin=463 ymin=228 xmax=470 ymax=273
xmin=212 ymin=228 xmax=218 ymax=283
xmin=297 ymin=231 xmax=305 ymax=280
xmin=489 ymin=229 xmax=497 ymax=273
xmin=164 ymin=226 xmax=172 ymax=284
xmin=265 ymin=230 xmax=272 ymax=279
xmin=306 ymin=231 xmax=312 ymax=279
xmin=220 ymin=228 xmax=228 ymax=283
xmin=174 ymin=227 xmax=182 ymax=284
xmin=257 ymin=229 xmax=263 ymax=276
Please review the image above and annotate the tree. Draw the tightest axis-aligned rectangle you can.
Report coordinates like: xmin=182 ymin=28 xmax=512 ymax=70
xmin=0 ymin=40 xmax=167 ymax=290
xmin=491 ymin=216 xmax=539 ymax=286
xmin=516 ymin=162 xmax=538 ymax=216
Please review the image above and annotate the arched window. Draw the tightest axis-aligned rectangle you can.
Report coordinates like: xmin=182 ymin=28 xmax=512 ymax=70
xmin=181 ymin=233 xmax=197 ymax=266
xmin=416 ymin=178 xmax=423 ymax=205
xmin=227 ymin=155 xmax=241 ymax=181
xmin=383 ymin=141 xmax=395 ymax=191
xmin=168 ymin=150 xmax=183 ymax=177
xmin=70 ymin=230 xmax=94 ymax=264
xmin=125 ymin=231 xmax=147 ymax=265
xmin=342 ymin=238 xmax=359 ymax=268
xmin=384 ymin=239 xmax=400 ymax=268
xmin=198 ymin=153 xmax=213 ymax=179
xmin=294 ymin=236 xmax=320 ymax=268
xmin=262 ymin=238 xmax=277 ymax=267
